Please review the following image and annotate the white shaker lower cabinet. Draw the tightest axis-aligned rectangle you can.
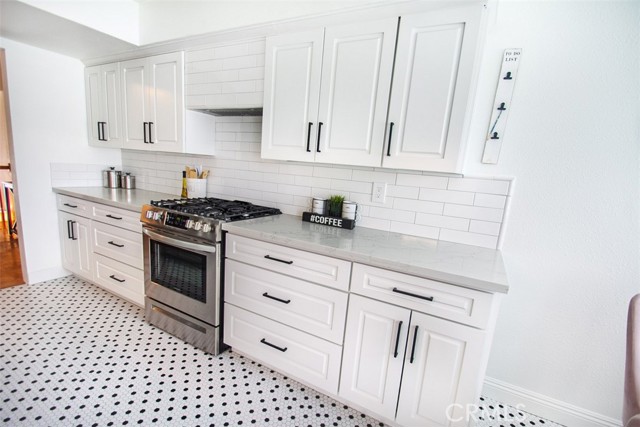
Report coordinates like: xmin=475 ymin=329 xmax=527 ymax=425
xmin=340 ymin=295 xmax=486 ymax=427
xmin=57 ymin=194 xmax=145 ymax=306
xmin=58 ymin=211 xmax=93 ymax=280
xmin=223 ymin=234 xmax=501 ymax=427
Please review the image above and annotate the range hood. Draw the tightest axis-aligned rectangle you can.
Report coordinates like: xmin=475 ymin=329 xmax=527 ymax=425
xmin=190 ymin=108 xmax=263 ymax=117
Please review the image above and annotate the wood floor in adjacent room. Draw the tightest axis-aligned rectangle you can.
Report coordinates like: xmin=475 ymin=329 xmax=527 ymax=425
xmin=0 ymin=221 xmax=23 ymax=289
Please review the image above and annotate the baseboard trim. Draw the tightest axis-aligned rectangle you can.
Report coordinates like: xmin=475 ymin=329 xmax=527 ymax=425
xmin=26 ymin=267 xmax=69 ymax=284
xmin=483 ymin=377 xmax=621 ymax=427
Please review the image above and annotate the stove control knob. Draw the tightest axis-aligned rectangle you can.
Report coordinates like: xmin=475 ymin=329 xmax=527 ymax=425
xmin=194 ymin=221 xmax=203 ymax=231
xmin=202 ymin=223 xmax=212 ymax=233
xmin=185 ymin=219 xmax=194 ymax=229
xmin=145 ymin=210 xmax=154 ymax=219
xmin=153 ymin=212 xmax=163 ymax=221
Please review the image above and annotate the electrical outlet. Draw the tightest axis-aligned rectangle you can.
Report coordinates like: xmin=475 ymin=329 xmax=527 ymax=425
xmin=372 ymin=182 xmax=387 ymax=204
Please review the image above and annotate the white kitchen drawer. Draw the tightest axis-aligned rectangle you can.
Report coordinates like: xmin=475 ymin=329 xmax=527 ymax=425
xmin=92 ymin=203 xmax=141 ymax=233
xmin=225 ymin=259 xmax=348 ymax=344
xmin=57 ymin=195 xmax=92 ymax=218
xmin=224 ymin=304 xmax=342 ymax=395
xmin=351 ymin=263 xmax=496 ymax=329
xmin=91 ymin=221 xmax=143 ymax=269
xmin=225 ymin=234 xmax=351 ymax=291
xmin=93 ymin=253 xmax=144 ymax=306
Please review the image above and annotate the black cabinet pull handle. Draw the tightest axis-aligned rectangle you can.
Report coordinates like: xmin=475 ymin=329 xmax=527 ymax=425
xmin=101 ymin=122 xmax=107 ymax=141
xmin=392 ymin=287 xmax=434 ymax=302
xmin=63 ymin=203 xmax=78 ymax=208
xmin=386 ymin=122 xmax=394 ymax=156
xmin=410 ymin=325 xmax=419 ymax=363
xmin=108 ymin=241 xmax=124 ymax=248
xmin=149 ymin=122 xmax=154 ymax=144
xmin=393 ymin=320 xmax=403 ymax=358
xmin=97 ymin=122 xmax=103 ymax=141
xmin=66 ymin=220 xmax=72 ymax=239
xmin=316 ymin=122 xmax=323 ymax=152
xmin=306 ymin=122 xmax=313 ymax=152
xmin=260 ymin=338 xmax=287 ymax=352
xmin=106 ymin=214 xmax=123 ymax=220
xmin=143 ymin=122 xmax=148 ymax=143
xmin=264 ymin=255 xmax=293 ymax=265
xmin=109 ymin=274 xmax=125 ymax=283
xmin=262 ymin=292 xmax=291 ymax=304
xmin=70 ymin=221 xmax=77 ymax=240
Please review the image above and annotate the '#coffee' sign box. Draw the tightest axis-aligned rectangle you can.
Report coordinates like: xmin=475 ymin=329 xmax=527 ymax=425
xmin=302 ymin=212 xmax=356 ymax=230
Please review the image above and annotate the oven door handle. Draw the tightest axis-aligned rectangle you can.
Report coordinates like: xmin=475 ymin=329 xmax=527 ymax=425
xmin=142 ymin=228 xmax=217 ymax=254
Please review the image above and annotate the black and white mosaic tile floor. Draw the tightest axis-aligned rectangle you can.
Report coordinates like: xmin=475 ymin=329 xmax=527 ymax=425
xmin=1 ymin=276 xmax=564 ymax=427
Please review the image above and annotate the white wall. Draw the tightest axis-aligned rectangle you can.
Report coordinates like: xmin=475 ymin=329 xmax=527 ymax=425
xmin=462 ymin=1 xmax=640 ymax=423
xmin=0 ymin=37 xmax=121 ymax=283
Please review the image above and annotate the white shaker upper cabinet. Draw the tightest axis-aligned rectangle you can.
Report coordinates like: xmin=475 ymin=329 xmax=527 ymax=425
xmin=261 ymin=29 xmax=324 ymax=162
xmin=315 ymin=19 xmax=397 ymax=167
xmin=383 ymin=5 xmax=484 ymax=172
xmin=121 ymin=52 xmax=184 ymax=153
xmin=85 ymin=63 xmax=123 ymax=148
xmin=261 ymin=19 xmax=397 ymax=167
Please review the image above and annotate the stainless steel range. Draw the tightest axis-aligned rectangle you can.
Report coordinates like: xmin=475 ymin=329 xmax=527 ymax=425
xmin=140 ymin=197 xmax=281 ymax=355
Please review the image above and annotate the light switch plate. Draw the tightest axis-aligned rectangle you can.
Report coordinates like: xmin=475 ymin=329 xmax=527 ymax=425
xmin=372 ymin=182 xmax=387 ymax=204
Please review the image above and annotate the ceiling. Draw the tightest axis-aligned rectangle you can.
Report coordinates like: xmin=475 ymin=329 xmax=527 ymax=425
xmin=0 ymin=0 xmax=392 ymax=61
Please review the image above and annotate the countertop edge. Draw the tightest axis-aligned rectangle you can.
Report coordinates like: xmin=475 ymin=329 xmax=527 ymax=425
xmin=222 ymin=223 xmax=509 ymax=294
xmin=53 ymin=187 xmax=176 ymax=212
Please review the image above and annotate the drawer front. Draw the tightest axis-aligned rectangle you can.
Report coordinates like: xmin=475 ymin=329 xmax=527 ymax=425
xmin=224 ymin=304 xmax=342 ymax=395
xmin=351 ymin=263 xmax=495 ymax=329
xmin=57 ymin=195 xmax=92 ymax=218
xmin=225 ymin=259 xmax=348 ymax=344
xmin=93 ymin=253 xmax=144 ymax=306
xmin=226 ymin=234 xmax=351 ymax=291
xmin=92 ymin=221 xmax=143 ymax=269
xmin=93 ymin=203 xmax=141 ymax=233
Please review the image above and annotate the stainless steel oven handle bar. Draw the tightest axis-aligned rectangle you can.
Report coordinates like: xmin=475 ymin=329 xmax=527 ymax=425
xmin=142 ymin=228 xmax=217 ymax=254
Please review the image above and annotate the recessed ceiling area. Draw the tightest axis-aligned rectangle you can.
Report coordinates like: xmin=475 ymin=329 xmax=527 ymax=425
xmin=0 ymin=0 xmax=394 ymax=61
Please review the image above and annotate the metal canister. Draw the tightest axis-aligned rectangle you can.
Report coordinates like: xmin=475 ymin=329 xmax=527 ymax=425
xmin=103 ymin=167 xmax=121 ymax=188
xmin=120 ymin=173 xmax=136 ymax=189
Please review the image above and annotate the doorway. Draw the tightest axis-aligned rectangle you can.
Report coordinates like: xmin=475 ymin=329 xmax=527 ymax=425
xmin=0 ymin=48 xmax=24 ymax=289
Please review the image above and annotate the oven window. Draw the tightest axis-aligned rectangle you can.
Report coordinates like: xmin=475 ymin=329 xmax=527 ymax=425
xmin=150 ymin=241 xmax=207 ymax=303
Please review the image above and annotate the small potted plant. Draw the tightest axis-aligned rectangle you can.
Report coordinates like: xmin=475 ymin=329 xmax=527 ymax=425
xmin=327 ymin=195 xmax=345 ymax=217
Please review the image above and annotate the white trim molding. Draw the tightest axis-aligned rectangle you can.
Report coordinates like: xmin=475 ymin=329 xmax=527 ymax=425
xmin=483 ymin=377 xmax=622 ymax=427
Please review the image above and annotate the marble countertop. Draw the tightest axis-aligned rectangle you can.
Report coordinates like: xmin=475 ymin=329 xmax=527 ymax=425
xmin=222 ymin=214 xmax=509 ymax=294
xmin=53 ymin=187 xmax=177 ymax=212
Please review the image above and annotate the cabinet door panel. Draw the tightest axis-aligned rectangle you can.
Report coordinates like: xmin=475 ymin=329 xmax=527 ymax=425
xmin=121 ymin=59 xmax=148 ymax=149
xmin=58 ymin=212 xmax=78 ymax=273
xmin=316 ymin=18 xmax=397 ymax=167
xmin=102 ymin=63 xmax=123 ymax=145
xmin=148 ymin=52 xmax=183 ymax=151
xmin=397 ymin=311 xmax=485 ymax=427
xmin=384 ymin=5 xmax=484 ymax=172
xmin=85 ymin=66 xmax=102 ymax=145
xmin=339 ymin=294 xmax=410 ymax=420
xmin=261 ymin=30 xmax=324 ymax=162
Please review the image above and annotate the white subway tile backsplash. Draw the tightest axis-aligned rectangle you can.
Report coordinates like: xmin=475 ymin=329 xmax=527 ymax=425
xmin=418 ymin=188 xmax=475 ymax=205
xmin=393 ymin=198 xmax=444 ymax=215
xmin=369 ymin=206 xmax=393 ymax=220
xmin=247 ymin=41 xmax=266 ymax=55
xmin=313 ymin=166 xmax=352 ymax=180
xmin=439 ymin=229 xmax=499 ymax=249
xmin=238 ymin=67 xmax=265 ymax=81
xmin=474 ymin=193 xmax=507 ymax=209
xmin=391 ymin=210 xmax=416 ymax=223
xmin=236 ymin=92 xmax=264 ymax=105
xmin=187 ymin=59 xmax=224 ymax=73
xmin=223 ymin=55 xmax=258 ymax=70
xmin=469 ymin=220 xmax=502 ymax=236
xmin=330 ymin=179 xmax=371 ymax=194
xmin=351 ymin=170 xmax=396 ymax=185
xmin=448 ymin=177 xmax=510 ymax=195
xmin=221 ymin=80 xmax=256 ymax=94
xmin=415 ymin=213 xmax=469 ymax=231
xmin=443 ymin=204 xmax=504 ymax=223
xmin=387 ymin=185 xmax=419 ymax=199
xmin=396 ymin=174 xmax=448 ymax=189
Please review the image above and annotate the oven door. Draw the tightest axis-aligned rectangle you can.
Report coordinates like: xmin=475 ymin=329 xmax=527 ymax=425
xmin=143 ymin=226 xmax=220 ymax=326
